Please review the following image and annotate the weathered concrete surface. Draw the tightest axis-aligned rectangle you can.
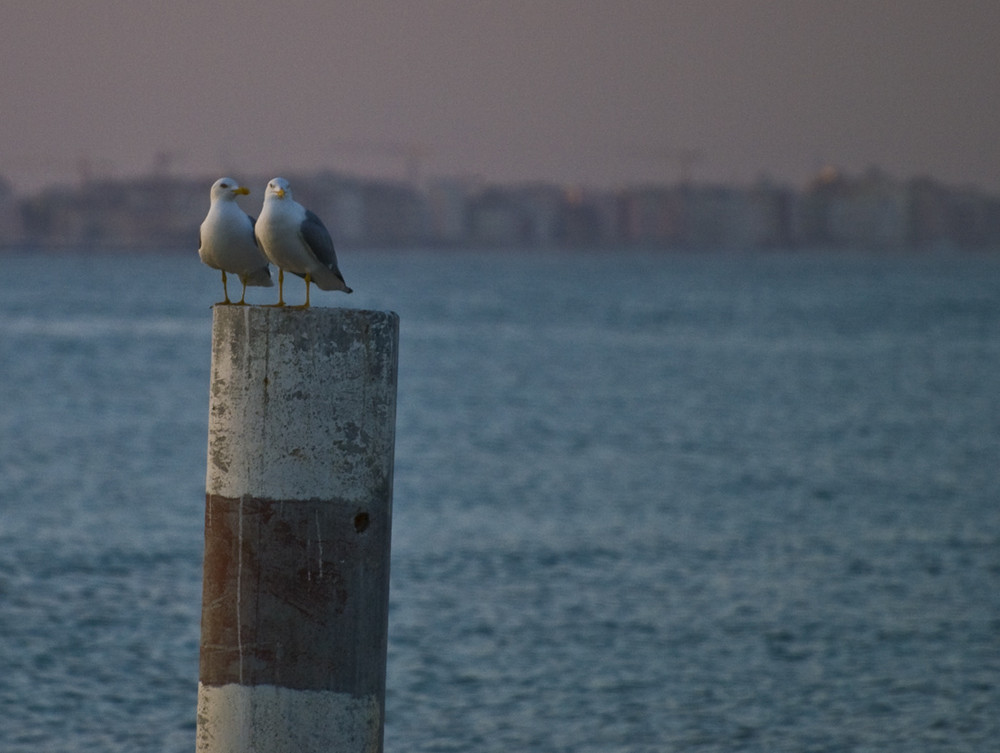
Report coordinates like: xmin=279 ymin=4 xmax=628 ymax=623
xmin=196 ymin=684 xmax=382 ymax=753
xmin=206 ymin=306 xmax=398 ymax=503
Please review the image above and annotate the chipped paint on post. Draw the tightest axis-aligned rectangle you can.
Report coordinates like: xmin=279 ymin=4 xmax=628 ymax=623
xmin=197 ymin=306 xmax=398 ymax=753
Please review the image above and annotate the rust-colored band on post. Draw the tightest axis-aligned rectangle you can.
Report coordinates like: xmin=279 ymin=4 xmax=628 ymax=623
xmin=199 ymin=494 xmax=390 ymax=693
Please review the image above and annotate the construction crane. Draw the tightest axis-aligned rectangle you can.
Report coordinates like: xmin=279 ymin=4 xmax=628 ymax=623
xmin=327 ymin=140 xmax=431 ymax=187
xmin=626 ymin=146 xmax=706 ymax=184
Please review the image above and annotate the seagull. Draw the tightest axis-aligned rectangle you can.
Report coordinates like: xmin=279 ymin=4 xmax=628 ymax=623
xmin=198 ymin=177 xmax=273 ymax=305
xmin=255 ymin=177 xmax=352 ymax=307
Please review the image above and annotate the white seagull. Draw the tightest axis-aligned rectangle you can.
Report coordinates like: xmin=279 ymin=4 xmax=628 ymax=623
xmin=198 ymin=177 xmax=273 ymax=305
xmin=255 ymin=177 xmax=352 ymax=307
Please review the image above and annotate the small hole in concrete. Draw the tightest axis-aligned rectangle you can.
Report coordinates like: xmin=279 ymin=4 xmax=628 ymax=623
xmin=354 ymin=512 xmax=370 ymax=533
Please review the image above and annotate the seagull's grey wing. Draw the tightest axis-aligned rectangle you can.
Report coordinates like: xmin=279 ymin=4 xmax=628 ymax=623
xmin=247 ymin=213 xmax=259 ymax=247
xmin=300 ymin=209 xmax=338 ymax=269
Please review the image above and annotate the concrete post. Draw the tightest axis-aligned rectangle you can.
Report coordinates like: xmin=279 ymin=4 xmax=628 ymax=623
xmin=196 ymin=306 xmax=399 ymax=753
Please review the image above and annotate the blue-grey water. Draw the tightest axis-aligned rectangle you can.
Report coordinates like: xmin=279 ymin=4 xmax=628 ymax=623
xmin=1 ymin=247 xmax=998 ymax=752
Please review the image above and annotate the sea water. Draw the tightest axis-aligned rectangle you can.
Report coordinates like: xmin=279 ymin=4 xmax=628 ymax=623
xmin=0 ymin=248 xmax=998 ymax=752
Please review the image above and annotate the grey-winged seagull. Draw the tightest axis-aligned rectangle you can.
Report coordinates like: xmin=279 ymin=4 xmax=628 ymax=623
xmin=255 ymin=177 xmax=352 ymax=307
xmin=198 ymin=177 xmax=273 ymax=305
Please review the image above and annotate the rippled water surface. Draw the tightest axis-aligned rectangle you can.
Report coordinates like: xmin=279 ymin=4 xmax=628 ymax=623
xmin=1 ymin=248 xmax=999 ymax=751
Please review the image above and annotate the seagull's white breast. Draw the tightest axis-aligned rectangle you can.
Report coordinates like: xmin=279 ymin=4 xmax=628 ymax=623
xmin=199 ymin=203 xmax=262 ymax=275
xmin=256 ymin=200 xmax=312 ymax=274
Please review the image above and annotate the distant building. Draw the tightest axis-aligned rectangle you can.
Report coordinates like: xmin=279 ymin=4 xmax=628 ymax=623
xmin=686 ymin=185 xmax=758 ymax=248
xmin=906 ymin=177 xmax=954 ymax=248
xmin=556 ymin=186 xmax=612 ymax=247
xmin=360 ymin=181 xmax=426 ymax=245
xmin=617 ymin=186 xmax=686 ymax=246
xmin=799 ymin=167 xmax=908 ymax=248
xmin=945 ymin=187 xmax=1000 ymax=248
xmin=744 ymin=180 xmax=799 ymax=248
xmin=285 ymin=172 xmax=366 ymax=244
xmin=467 ymin=188 xmax=526 ymax=246
xmin=20 ymin=176 xmax=204 ymax=248
xmin=833 ymin=168 xmax=908 ymax=248
xmin=426 ymin=178 xmax=472 ymax=244
xmin=512 ymin=183 xmax=564 ymax=246
xmin=332 ymin=183 xmax=366 ymax=243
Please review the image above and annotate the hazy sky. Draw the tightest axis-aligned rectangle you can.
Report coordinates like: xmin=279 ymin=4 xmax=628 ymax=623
xmin=2 ymin=1 xmax=998 ymax=193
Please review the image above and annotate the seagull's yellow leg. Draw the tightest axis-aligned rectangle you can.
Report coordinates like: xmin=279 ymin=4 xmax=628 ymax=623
xmin=305 ymin=275 xmax=311 ymax=308
xmin=216 ymin=270 xmax=232 ymax=306
xmin=293 ymin=273 xmax=312 ymax=309
xmin=267 ymin=269 xmax=287 ymax=307
xmin=237 ymin=279 xmax=249 ymax=305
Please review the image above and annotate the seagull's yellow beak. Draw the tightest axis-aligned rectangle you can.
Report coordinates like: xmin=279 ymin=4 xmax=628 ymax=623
xmin=235 ymin=186 xmax=250 ymax=196
xmin=275 ymin=187 xmax=286 ymax=199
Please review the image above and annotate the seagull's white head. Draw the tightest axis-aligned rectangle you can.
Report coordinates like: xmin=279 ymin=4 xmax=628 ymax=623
xmin=210 ymin=177 xmax=250 ymax=202
xmin=265 ymin=177 xmax=291 ymax=201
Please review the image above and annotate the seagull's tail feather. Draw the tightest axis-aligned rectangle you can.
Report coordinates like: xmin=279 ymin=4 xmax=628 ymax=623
xmin=242 ymin=266 xmax=275 ymax=287
xmin=310 ymin=265 xmax=353 ymax=293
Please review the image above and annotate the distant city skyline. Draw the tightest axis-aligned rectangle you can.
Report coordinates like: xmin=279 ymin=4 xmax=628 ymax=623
xmin=6 ymin=163 xmax=997 ymax=251
xmin=2 ymin=2 xmax=999 ymax=193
